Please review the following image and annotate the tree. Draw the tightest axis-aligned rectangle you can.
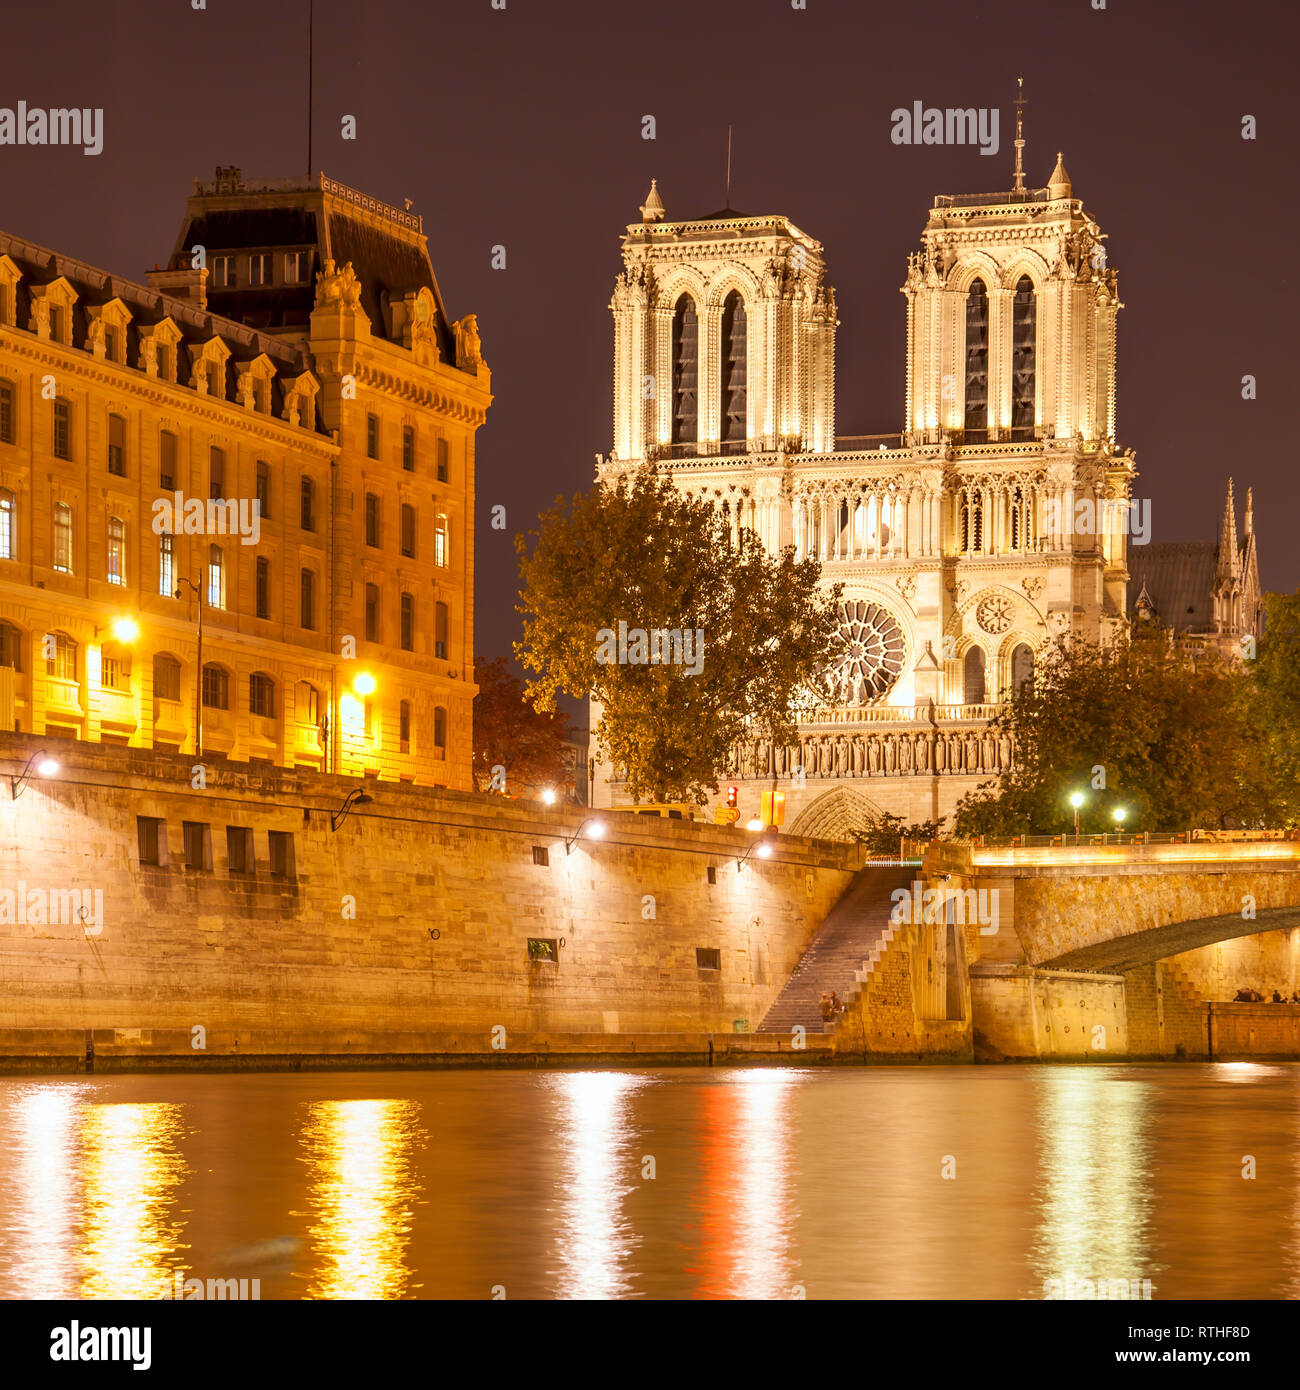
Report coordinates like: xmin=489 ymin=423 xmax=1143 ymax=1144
xmin=953 ymin=628 xmax=1267 ymax=837
xmin=472 ymin=656 xmax=573 ymax=798
xmin=515 ymin=469 xmax=844 ymax=804
xmin=1245 ymin=591 xmax=1300 ymax=825
xmin=849 ymin=809 xmax=948 ymax=858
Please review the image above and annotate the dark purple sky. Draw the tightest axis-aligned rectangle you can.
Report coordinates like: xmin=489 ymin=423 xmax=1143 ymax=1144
xmin=3 ymin=0 xmax=1295 ymax=671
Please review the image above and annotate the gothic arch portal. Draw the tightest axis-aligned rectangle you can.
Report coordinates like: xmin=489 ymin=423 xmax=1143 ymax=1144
xmin=788 ymin=785 xmax=886 ymax=843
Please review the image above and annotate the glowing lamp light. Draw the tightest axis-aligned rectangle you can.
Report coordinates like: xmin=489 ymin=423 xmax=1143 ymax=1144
xmin=1069 ymin=792 xmax=1085 ymax=809
xmin=1112 ymin=807 xmax=1128 ymax=824
xmin=36 ymin=758 xmax=60 ymax=777
xmin=565 ymin=817 xmax=605 ymax=854
xmin=352 ymin=672 xmax=377 ymax=697
xmin=541 ymin=788 xmax=557 ymax=806
xmin=110 ymin=616 xmax=139 ymax=643
xmin=587 ymin=820 xmax=606 ymax=839
xmin=756 ymin=842 xmax=773 ymax=859
xmin=746 ymin=817 xmax=764 ymax=832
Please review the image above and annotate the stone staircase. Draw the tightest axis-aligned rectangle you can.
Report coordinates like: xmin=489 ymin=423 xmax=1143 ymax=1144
xmin=757 ymin=866 xmax=915 ymax=1034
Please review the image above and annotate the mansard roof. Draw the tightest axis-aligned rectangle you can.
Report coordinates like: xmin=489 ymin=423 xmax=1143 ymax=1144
xmin=0 ymin=228 xmax=325 ymax=433
xmin=167 ymin=168 xmax=456 ymax=357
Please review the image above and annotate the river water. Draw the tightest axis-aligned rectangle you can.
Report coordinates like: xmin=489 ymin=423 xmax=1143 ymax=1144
xmin=0 ymin=1064 xmax=1295 ymax=1300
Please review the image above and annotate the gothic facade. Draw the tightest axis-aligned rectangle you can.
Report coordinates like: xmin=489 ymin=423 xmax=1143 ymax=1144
xmin=593 ymin=153 xmax=1137 ymax=834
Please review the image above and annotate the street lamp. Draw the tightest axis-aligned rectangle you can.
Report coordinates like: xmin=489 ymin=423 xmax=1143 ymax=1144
xmin=1112 ymin=806 xmax=1128 ymax=838
xmin=565 ymin=817 xmax=605 ymax=854
xmin=330 ymin=788 xmax=373 ymax=831
xmin=745 ymin=816 xmax=764 ymax=832
xmin=541 ymin=788 xmax=557 ymax=806
xmin=10 ymin=750 xmax=59 ymax=800
xmin=352 ymin=671 xmax=377 ymax=697
xmin=175 ymin=576 xmax=204 ymax=758
xmin=1069 ymin=790 xmax=1085 ymax=844
xmin=737 ymin=829 xmax=777 ymax=871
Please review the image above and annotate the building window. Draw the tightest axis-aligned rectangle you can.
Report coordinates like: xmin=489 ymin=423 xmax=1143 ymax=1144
xmin=300 ymin=476 xmax=315 ymax=531
xmin=720 ymin=291 xmax=747 ymax=450
xmin=47 ymin=632 xmax=78 ymax=682
xmin=436 ymin=437 xmax=449 ymax=482
xmin=256 ymin=556 xmax=271 ymax=619
xmin=399 ymin=699 xmax=411 ymax=753
xmin=0 ymin=489 xmax=15 ymax=560
xmin=208 ymin=544 xmax=225 ymax=609
xmin=527 ymin=937 xmax=557 ymax=963
xmin=53 ymin=398 xmax=71 ymax=460
xmin=101 ymin=646 xmax=130 ymax=692
xmin=226 ymin=826 xmax=255 ymax=874
xmin=1011 ymin=275 xmax=1036 ymax=441
xmin=202 ymin=663 xmax=229 ymax=710
xmin=367 ymin=413 xmax=379 ymax=460
xmin=107 ymin=414 xmax=126 ymax=476
xmin=403 ymin=426 xmax=415 ymax=471
xmin=531 ymin=846 xmax=549 ymax=867
xmin=160 ymin=429 xmax=177 ymax=491
xmin=400 ymin=592 xmax=414 ymax=651
xmin=696 ymin=947 xmax=722 ymax=971
xmin=137 ymin=816 xmax=167 ymax=866
xmin=365 ymin=492 xmax=380 ymax=547
xmin=672 ymin=294 xmax=699 ymax=444
xmin=284 ymin=251 xmax=308 ymax=284
xmin=296 ymin=681 xmax=319 ymax=725
xmin=0 ymin=379 xmax=15 ymax=444
xmin=268 ymin=830 xmax=296 ymax=879
xmin=1011 ymin=643 xmax=1035 ymax=693
xmin=300 ymin=568 xmax=315 ymax=630
xmin=433 ymin=704 xmax=447 ymax=759
xmin=0 ymin=621 xmax=22 ymax=672
xmin=365 ymin=583 xmax=379 ymax=642
xmin=400 ymin=503 xmax=416 ymax=557
xmin=256 ymin=460 xmax=271 ymax=519
xmin=52 ymin=501 xmax=73 ymax=573
xmin=209 ymin=446 xmax=225 ymax=501
xmin=435 ymin=601 xmax=448 ymax=660
xmin=964 ymin=278 xmax=989 ymax=442
xmin=211 ymin=256 xmax=233 ymax=289
xmin=159 ymin=533 xmax=174 ymax=596
xmin=106 ymin=516 xmax=126 ymax=586
xmin=963 ymin=647 xmax=986 ymax=706
xmin=434 ymin=514 xmax=448 ymax=568
xmin=249 ymin=671 xmax=276 ymax=717
xmin=182 ymin=821 xmax=213 ymax=871
xmin=208 ymin=361 xmax=225 ymax=399
xmin=248 ymin=253 xmax=272 ymax=287
xmin=154 ymin=653 xmax=181 ymax=702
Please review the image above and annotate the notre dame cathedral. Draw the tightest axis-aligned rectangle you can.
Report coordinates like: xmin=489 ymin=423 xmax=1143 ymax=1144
xmin=591 ymin=140 xmax=1257 ymax=837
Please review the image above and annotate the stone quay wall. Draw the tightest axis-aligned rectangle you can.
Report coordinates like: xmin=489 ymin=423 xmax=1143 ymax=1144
xmin=0 ymin=734 xmax=861 ymax=1066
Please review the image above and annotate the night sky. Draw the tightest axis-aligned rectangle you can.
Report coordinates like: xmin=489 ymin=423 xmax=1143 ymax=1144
xmin=3 ymin=0 xmax=1295 ymax=675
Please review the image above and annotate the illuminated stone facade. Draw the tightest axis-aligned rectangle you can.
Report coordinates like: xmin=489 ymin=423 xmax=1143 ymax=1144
xmin=0 ymin=169 xmax=490 ymax=788
xmin=594 ymin=154 xmax=1136 ymax=831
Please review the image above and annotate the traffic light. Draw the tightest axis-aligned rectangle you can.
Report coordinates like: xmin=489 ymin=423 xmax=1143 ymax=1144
xmin=726 ymin=785 xmax=738 ymax=810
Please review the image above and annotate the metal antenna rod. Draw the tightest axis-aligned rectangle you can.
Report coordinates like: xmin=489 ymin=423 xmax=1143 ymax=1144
xmin=725 ymin=125 xmax=733 ymax=207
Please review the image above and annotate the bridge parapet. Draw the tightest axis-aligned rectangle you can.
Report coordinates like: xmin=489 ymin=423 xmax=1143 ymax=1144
xmin=971 ymin=841 xmax=1300 ymax=872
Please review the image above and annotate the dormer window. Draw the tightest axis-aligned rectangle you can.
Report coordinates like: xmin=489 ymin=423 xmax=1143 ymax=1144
xmin=139 ymin=317 xmax=182 ymax=383
xmin=0 ymin=254 xmax=20 ymax=327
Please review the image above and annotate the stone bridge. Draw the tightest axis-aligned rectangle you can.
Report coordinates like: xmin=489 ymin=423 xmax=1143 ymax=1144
xmin=961 ymin=841 xmax=1300 ymax=971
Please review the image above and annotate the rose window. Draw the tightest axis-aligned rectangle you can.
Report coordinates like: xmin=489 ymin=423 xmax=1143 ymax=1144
xmin=976 ymin=594 xmax=1013 ymax=634
xmin=822 ymin=600 xmax=906 ymax=706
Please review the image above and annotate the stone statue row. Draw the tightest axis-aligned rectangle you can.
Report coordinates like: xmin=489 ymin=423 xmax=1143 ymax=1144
xmin=725 ymin=728 xmax=1012 ymax=779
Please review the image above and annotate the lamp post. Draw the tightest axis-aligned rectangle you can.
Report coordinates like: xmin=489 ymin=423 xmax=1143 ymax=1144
xmin=1112 ymin=806 xmax=1128 ymax=841
xmin=1069 ymin=790 xmax=1085 ymax=845
xmin=10 ymin=750 xmax=60 ymax=799
xmin=330 ymin=788 xmax=373 ymax=831
xmin=737 ymin=828 xmax=777 ymax=872
xmin=175 ymin=576 xmax=204 ymax=758
xmin=565 ymin=816 xmax=605 ymax=855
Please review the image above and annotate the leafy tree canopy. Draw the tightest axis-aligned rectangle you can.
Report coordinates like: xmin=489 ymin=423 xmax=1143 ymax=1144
xmin=515 ymin=469 xmax=844 ymax=804
xmin=472 ymin=656 xmax=572 ymax=798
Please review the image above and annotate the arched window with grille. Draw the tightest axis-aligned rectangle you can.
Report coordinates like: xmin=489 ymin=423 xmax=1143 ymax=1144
xmin=249 ymin=671 xmax=275 ymax=718
xmin=964 ymin=279 xmax=989 ymax=442
xmin=671 ymin=294 xmax=698 ymax=445
xmin=201 ymin=663 xmax=229 ymax=710
xmin=1010 ymin=276 xmax=1036 ymax=440
xmin=963 ymin=646 xmax=986 ymax=706
xmin=153 ymin=653 xmax=181 ymax=703
xmin=719 ymin=291 xmax=747 ymax=450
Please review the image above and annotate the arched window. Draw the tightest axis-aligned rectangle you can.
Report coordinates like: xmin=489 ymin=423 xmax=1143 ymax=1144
xmin=435 ymin=600 xmax=449 ymax=660
xmin=1010 ymin=486 xmax=1034 ymax=551
xmin=720 ymin=291 xmax=747 ymax=450
xmin=434 ymin=514 xmax=448 ymax=568
xmin=52 ymin=501 xmax=73 ymax=573
xmin=249 ymin=671 xmax=275 ymax=718
xmin=1011 ymin=643 xmax=1034 ymax=693
xmin=959 ymin=488 xmax=983 ymax=554
xmin=47 ymin=631 xmax=78 ymax=682
xmin=1011 ymin=276 xmax=1036 ymax=440
xmin=964 ymin=279 xmax=989 ymax=442
xmin=207 ymin=544 xmax=225 ymax=609
xmin=107 ymin=516 xmax=125 ymax=586
xmin=0 ymin=488 xmax=15 ymax=560
xmin=963 ymin=646 xmax=985 ymax=706
xmin=433 ymin=704 xmax=447 ymax=759
xmin=0 ymin=620 xmax=22 ymax=672
xmin=399 ymin=699 xmax=412 ymax=753
xmin=153 ymin=652 xmax=181 ymax=703
xmin=671 ymin=294 xmax=698 ymax=445
xmin=201 ymin=663 xmax=229 ymax=710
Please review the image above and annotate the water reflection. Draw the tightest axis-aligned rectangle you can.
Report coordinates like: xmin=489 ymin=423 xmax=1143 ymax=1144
xmin=6 ymin=1088 xmax=83 ymax=1298
xmin=300 ymin=1098 xmax=425 ymax=1299
xmin=548 ymin=1072 xmax=647 ymax=1300
xmin=1029 ymin=1070 xmax=1155 ymax=1298
xmin=80 ymin=1102 xmax=189 ymax=1299
xmin=692 ymin=1071 xmax=798 ymax=1299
